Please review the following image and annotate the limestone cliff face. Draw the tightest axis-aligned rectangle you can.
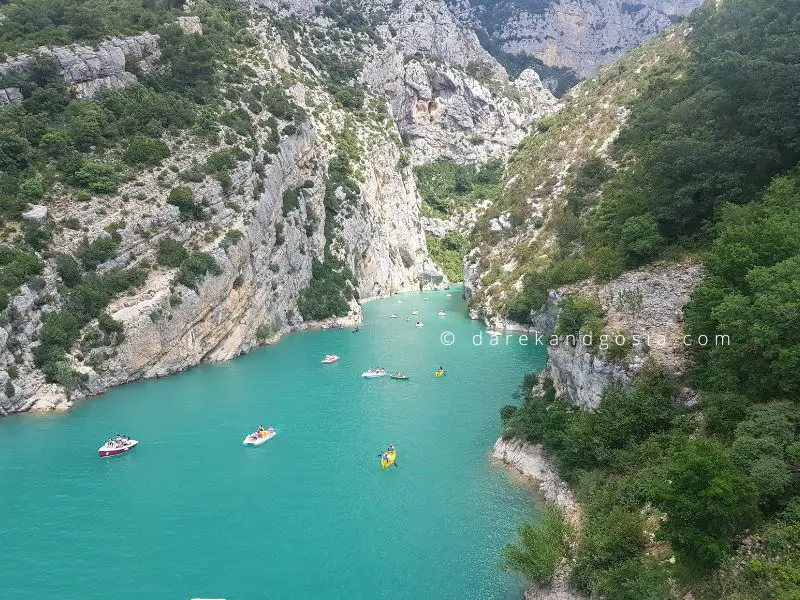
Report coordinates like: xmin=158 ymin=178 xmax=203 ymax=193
xmin=449 ymin=0 xmax=701 ymax=78
xmin=0 ymin=33 xmax=160 ymax=103
xmin=0 ymin=23 xmax=444 ymax=414
xmin=365 ymin=0 xmax=558 ymax=164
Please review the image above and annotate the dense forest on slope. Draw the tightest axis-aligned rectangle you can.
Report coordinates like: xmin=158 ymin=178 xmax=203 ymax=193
xmin=506 ymin=0 xmax=800 ymax=321
xmin=500 ymin=1 xmax=800 ymax=598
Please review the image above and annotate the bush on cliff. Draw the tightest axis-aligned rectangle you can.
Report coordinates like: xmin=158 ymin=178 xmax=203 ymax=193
xmin=501 ymin=508 xmax=571 ymax=585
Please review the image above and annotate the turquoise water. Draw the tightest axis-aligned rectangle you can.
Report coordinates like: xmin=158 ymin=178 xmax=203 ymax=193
xmin=0 ymin=287 xmax=547 ymax=599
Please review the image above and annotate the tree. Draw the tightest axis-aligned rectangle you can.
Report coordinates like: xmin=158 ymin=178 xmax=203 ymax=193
xmin=620 ymin=214 xmax=662 ymax=264
xmin=655 ymin=438 xmax=758 ymax=569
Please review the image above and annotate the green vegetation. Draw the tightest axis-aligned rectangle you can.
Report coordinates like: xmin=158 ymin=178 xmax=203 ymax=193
xmin=78 ymin=233 xmax=120 ymax=270
xmin=282 ymin=187 xmax=301 ymax=216
xmin=414 ymin=159 xmax=502 ymax=217
xmin=34 ymin=267 xmax=146 ymax=392
xmin=173 ymin=251 xmax=220 ymax=291
xmin=504 ymin=0 xmax=800 ymax=323
xmin=425 ymin=232 xmax=467 ymax=282
xmin=296 ymin=253 xmax=357 ymax=321
xmin=156 ymin=237 xmax=188 ymax=268
xmin=684 ymin=174 xmax=800 ymax=399
xmin=501 ymin=509 xmax=571 ymax=585
xmin=0 ymin=246 xmax=43 ymax=310
xmin=0 ymin=0 xmax=250 ymax=228
xmin=167 ymin=186 xmax=205 ymax=221
xmin=122 ymin=136 xmax=170 ymax=166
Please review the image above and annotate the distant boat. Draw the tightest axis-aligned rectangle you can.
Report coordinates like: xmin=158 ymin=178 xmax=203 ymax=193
xmin=361 ymin=369 xmax=387 ymax=378
xmin=415 ymin=321 xmax=424 ymax=328
xmin=391 ymin=373 xmax=409 ymax=380
xmin=445 ymin=293 xmax=453 ymax=297
xmin=98 ymin=436 xmax=138 ymax=458
xmin=243 ymin=427 xmax=276 ymax=446
xmin=390 ymin=314 xmax=398 ymax=318
xmin=437 ymin=310 xmax=446 ymax=316
xmin=321 ymin=354 xmax=340 ymax=364
xmin=411 ymin=309 xmax=419 ymax=315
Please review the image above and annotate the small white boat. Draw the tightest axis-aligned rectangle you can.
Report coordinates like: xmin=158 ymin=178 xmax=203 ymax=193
xmin=361 ymin=369 xmax=387 ymax=378
xmin=415 ymin=321 xmax=424 ymax=328
xmin=390 ymin=314 xmax=398 ymax=318
xmin=243 ymin=428 xmax=276 ymax=446
xmin=321 ymin=354 xmax=340 ymax=364
xmin=411 ymin=309 xmax=419 ymax=315
xmin=423 ymin=297 xmax=430 ymax=301
xmin=437 ymin=310 xmax=446 ymax=316
xmin=487 ymin=330 xmax=502 ymax=337
xmin=98 ymin=437 xmax=138 ymax=458
xmin=446 ymin=293 xmax=453 ymax=297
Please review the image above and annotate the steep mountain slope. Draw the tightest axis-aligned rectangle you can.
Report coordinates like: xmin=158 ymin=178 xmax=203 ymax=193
xmin=490 ymin=1 xmax=800 ymax=598
xmin=0 ymin=0 xmax=557 ymax=414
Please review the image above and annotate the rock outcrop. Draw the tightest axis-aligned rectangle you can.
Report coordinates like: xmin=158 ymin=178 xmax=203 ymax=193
xmin=491 ymin=438 xmax=585 ymax=600
xmin=0 ymin=33 xmax=160 ymax=101
xmin=538 ymin=263 xmax=703 ymax=409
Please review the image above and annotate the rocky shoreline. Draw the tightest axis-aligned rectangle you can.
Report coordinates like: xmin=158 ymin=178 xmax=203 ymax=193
xmin=491 ymin=437 xmax=585 ymax=600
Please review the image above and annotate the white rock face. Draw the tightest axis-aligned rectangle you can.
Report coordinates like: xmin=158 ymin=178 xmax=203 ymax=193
xmin=538 ymin=263 xmax=704 ymax=409
xmin=0 ymin=33 xmax=161 ymax=102
xmin=491 ymin=437 xmax=579 ymax=521
xmin=366 ymin=54 xmax=556 ymax=164
xmin=449 ymin=0 xmax=702 ymax=78
xmin=176 ymin=16 xmax=203 ymax=35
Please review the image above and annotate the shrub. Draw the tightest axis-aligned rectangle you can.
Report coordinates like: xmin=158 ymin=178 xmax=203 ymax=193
xmin=556 ymin=295 xmax=605 ymax=341
xmin=66 ymin=160 xmax=120 ymax=194
xmin=174 ymin=252 xmax=221 ymax=290
xmin=122 ymin=136 xmax=171 ymax=166
xmin=570 ymin=507 xmax=647 ymax=592
xmin=79 ymin=235 xmax=119 ymax=270
xmin=156 ymin=237 xmax=188 ymax=267
xmin=221 ymin=229 xmax=244 ymax=249
xmin=282 ymin=187 xmax=300 ymax=216
xmin=655 ymin=438 xmax=758 ymax=569
xmin=256 ymin=323 xmax=275 ymax=341
xmin=501 ymin=509 xmax=571 ymax=585
xmin=167 ymin=186 xmax=205 ymax=220
xmin=296 ymin=254 xmax=356 ymax=321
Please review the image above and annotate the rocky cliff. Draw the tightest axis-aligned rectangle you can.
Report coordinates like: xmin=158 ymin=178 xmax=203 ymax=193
xmin=540 ymin=263 xmax=703 ymax=409
xmin=448 ymin=0 xmax=701 ymax=81
xmin=0 ymin=33 xmax=160 ymax=103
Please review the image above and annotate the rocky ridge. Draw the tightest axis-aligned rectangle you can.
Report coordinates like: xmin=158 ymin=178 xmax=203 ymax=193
xmin=538 ymin=262 xmax=703 ymax=409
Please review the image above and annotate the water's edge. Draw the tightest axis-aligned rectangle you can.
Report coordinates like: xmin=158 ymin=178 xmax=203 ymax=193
xmin=491 ymin=438 xmax=585 ymax=600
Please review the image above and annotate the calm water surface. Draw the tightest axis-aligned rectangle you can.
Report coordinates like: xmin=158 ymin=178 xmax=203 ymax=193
xmin=0 ymin=287 xmax=547 ymax=599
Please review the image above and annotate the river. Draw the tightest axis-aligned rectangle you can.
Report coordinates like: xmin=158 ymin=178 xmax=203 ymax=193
xmin=0 ymin=286 xmax=547 ymax=599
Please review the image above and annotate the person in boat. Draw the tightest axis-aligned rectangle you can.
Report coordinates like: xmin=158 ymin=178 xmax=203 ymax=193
xmin=257 ymin=425 xmax=265 ymax=433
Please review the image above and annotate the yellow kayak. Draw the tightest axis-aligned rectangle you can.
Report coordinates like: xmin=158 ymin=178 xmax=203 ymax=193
xmin=435 ymin=369 xmax=445 ymax=378
xmin=381 ymin=450 xmax=397 ymax=469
